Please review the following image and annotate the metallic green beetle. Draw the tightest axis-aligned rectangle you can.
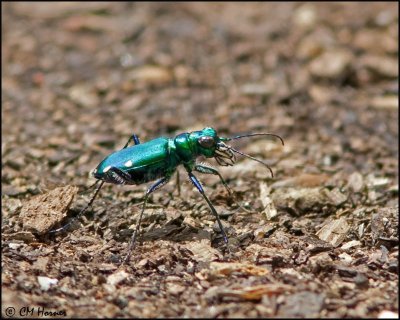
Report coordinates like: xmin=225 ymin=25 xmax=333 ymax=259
xmin=53 ymin=127 xmax=284 ymax=264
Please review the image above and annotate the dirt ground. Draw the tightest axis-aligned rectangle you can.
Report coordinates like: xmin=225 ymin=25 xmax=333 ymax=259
xmin=2 ymin=2 xmax=398 ymax=318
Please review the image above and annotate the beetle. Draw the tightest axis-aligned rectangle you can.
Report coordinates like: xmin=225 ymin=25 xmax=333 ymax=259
xmin=52 ymin=127 xmax=284 ymax=264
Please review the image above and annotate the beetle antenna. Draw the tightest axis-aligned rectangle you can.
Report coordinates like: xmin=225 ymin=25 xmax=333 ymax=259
xmin=225 ymin=145 xmax=275 ymax=178
xmin=223 ymin=133 xmax=284 ymax=145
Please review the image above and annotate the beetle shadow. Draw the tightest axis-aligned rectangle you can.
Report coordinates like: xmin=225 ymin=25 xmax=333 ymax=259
xmin=139 ymin=215 xmax=212 ymax=243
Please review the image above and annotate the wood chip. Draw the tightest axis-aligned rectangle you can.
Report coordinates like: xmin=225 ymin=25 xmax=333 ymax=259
xmin=316 ymin=217 xmax=350 ymax=246
xmin=216 ymin=284 xmax=290 ymax=301
xmin=209 ymin=262 xmax=269 ymax=277
xmin=20 ymin=185 xmax=79 ymax=235
xmin=259 ymin=182 xmax=278 ymax=220
xmin=184 ymin=239 xmax=222 ymax=263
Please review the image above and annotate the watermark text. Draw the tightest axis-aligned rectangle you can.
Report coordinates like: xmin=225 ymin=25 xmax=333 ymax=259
xmin=4 ymin=306 xmax=66 ymax=317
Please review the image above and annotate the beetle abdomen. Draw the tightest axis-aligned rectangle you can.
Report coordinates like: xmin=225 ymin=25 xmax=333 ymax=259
xmin=126 ymin=163 xmax=169 ymax=184
xmin=94 ymin=137 xmax=173 ymax=184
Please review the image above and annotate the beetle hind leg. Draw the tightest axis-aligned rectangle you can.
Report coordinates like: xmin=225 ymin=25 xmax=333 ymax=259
xmin=123 ymin=134 xmax=141 ymax=148
xmin=50 ymin=181 xmax=105 ymax=233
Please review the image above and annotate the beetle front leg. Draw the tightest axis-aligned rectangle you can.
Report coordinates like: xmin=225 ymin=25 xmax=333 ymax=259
xmin=187 ymin=171 xmax=229 ymax=247
xmin=123 ymin=175 xmax=171 ymax=265
xmin=194 ymin=163 xmax=252 ymax=214
xmin=194 ymin=163 xmax=234 ymax=197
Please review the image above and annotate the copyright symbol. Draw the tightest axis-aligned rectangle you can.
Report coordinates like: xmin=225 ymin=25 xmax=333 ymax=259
xmin=5 ymin=307 xmax=15 ymax=317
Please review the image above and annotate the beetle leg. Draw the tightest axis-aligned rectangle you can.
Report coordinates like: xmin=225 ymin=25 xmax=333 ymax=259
xmin=51 ymin=136 xmax=139 ymax=235
xmin=175 ymin=170 xmax=181 ymax=196
xmin=123 ymin=134 xmax=141 ymax=149
xmin=187 ymin=171 xmax=229 ymax=248
xmin=194 ymin=163 xmax=234 ymax=197
xmin=123 ymin=175 xmax=171 ymax=265
xmin=50 ymin=181 xmax=105 ymax=233
xmin=194 ymin=163 xmax=253 ymax=214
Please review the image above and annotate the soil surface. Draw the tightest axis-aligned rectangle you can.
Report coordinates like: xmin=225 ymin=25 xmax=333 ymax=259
xmin=2 ymin=3 xmax=398 ymax=318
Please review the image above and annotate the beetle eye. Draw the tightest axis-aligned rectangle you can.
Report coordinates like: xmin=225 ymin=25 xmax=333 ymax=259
xmin=198 ymin=136 xmax=215 ymax=148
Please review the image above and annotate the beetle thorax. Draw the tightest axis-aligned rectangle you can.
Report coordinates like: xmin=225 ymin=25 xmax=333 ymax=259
xmin=173 ymin=128 xmax=218 ymax=162
xmin=174 ymin=133 xmax=195 ymax=162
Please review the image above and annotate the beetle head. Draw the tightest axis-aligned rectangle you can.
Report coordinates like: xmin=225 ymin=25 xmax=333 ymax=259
xmin=188 ymin=127 xmax=219 ymax=158
xmin=188 ymin=127 xmax=284 ymax=178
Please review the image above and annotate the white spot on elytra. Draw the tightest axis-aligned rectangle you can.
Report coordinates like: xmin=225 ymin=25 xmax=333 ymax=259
xmin=103 ymin=166 xmax=111 ymax=173
xmin=124 ymin=160 xmax=133 ymax=167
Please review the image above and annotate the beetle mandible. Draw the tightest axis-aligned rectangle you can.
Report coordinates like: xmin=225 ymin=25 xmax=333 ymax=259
xmin=52 ymin=127 xmax=284 ymax=264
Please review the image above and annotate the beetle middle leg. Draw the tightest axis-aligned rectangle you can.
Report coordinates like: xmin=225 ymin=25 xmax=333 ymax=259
xmin=187 ymin=171 xmax=229 ymax=248
xmin=123 ymin=175 xmax=171 ymax=265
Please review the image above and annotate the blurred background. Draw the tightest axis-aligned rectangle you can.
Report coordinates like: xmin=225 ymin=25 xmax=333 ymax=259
xmin=2 ymin=2 xmax=398 ymax=187
xmin=2 ymin=3 xmax=398 ymax=318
